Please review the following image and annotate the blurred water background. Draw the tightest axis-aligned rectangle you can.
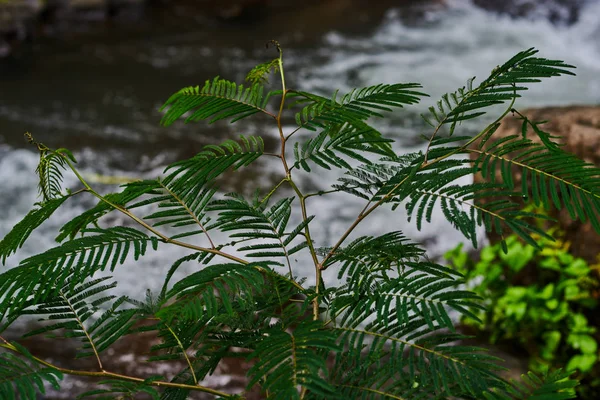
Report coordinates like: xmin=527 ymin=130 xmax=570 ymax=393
xmin=1 ymin=0 xmax=599 ymax=299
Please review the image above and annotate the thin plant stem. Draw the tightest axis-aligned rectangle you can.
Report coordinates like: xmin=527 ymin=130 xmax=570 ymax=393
xmin=273 ymin=41 xmax=291 ymax=177
xmin=287 ymin=179 xmax=321 ymax=319
xmin=58 ymin=153 xmax=247 ymax=265
xmin=0 ymin=340 xmax=231 ymax=398
xmin=259 ymin=177 xmax=288 ymax=206
xmin=158 ymin=179 xmax=216 ymax=249
xmin=319 ymin=96 xmax=517 ymax=269
xmin=58 ymin=290 xmax=103 ymax=370
xmin=164 ymin=321 xmax=198 ymax=384
xmin=270 ymin=41 xmax=321 ymax=317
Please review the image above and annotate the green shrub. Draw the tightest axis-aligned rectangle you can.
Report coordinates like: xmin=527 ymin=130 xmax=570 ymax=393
xmin=446 ymin=232 xmax=600 ymax=397
xmin=0 ymin=43 xmax=592 ymax=399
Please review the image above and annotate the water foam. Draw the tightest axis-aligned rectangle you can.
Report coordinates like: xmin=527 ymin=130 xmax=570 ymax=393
xmin=303 ymin=0 xmax=600 ymax=107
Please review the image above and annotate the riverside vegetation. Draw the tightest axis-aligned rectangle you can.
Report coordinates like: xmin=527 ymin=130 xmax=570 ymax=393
xmin=0 ymin=42 xmax=596 ymax=398
xmin=446 ymin=228 xmax=600 ymax=399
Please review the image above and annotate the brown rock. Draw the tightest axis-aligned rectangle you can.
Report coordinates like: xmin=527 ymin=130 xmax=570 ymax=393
xmin=472 ymin=105 xmax=600 ymax=263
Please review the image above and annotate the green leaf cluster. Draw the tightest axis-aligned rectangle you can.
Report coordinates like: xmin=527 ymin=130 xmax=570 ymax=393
xmin=446 ymin=232 xmax=600 ymax=398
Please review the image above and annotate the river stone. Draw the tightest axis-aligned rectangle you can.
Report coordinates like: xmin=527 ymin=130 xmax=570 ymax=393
xmin=472 ymin=105 xmax=600 ymax=263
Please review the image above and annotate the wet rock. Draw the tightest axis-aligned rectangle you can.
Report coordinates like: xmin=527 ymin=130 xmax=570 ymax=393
xmin=472 ymin=105 xmax=600 ymax=263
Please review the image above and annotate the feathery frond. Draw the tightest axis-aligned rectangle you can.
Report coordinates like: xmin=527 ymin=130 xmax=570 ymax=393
xmin=484 ymin=369 xmax=578 ymax=400
xmin=76 ymin=378 xmax=161 ymax=399
xmin=162 ymin=135 xmax=264 ymax=194
xmin=207 ymin=194 xmax=312 ymax=267
xmin=159 ymin=263 xmax=269 ymax=323
xmin=245 ymin=58 xmax=280 ymax=84
xmin=159 ymin=252 xmax=215 ymax=299
xmin=19 ymin=277 xmax=138 ymax=360
xmin=327 ymin=353 xmax=435 ymax=400
xmin=248 ymin=321 xmax=339 ymax=399
xmin=293 ymin=122 xmax=394 ymax=172
xmin=328 ymin=232 xmax=483 ymax=329
xmin=36 ymin=148 xmax=75 ymax=201
xmin=332 ymin=153 xmax=422 ymax=201
xmin=0 ymin=351 xmax=62 ymax=400
xmin=471 ymin=130 xmax=600 ymax=234
xmin=129 ymin=181 xmax=218 ymax=242
xmin=160 ymin=78 xmax=278 ymax=126
xmin=404 ymin=161 xmax=552 ymax=248
xmin=291 ymin=83 xmax=426 ymax=132
xmin=0 ymin=227 xmax=157 ymax=326
xmin=0 ymin=196 xmax=68 ymax=264
xmin=335 ymin=327 xmax=505 ymax=398
xmin=421 ymin=48 xmax=575 ymax=136
xmin=56 ymin=180 xmax=161 ymax=241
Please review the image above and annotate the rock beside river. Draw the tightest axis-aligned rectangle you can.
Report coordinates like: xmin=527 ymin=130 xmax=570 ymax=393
xmin=472 ymin=105 xmax=600 ymax=263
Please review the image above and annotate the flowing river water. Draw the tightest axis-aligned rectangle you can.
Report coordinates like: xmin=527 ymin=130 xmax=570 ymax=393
xmin=0 ymin=0 xmax=599 ymax=397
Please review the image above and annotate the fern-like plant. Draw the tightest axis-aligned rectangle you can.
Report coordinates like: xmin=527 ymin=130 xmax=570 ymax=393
xmin=0 ymin=41 xmax=592 ymax=399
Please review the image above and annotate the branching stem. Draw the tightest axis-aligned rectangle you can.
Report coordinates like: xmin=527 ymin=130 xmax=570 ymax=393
xmin=158 ymin=180 xmax=216 ymax=249
xmin=270 ymin=43 xmax=322 ymax=319
xmin=0 ymin=339 xmax=231 ymax=398
xmin=259 ymin=177 xmax=287 ymax=206
xmin=58 ymin=290 xmax=103 ymax=370
xmin=58 ymin=153 xmax=247 ymax=265
xmin=287 ymin=179 xmax=321 ymax=319
xmin=163 ymin=321 xmax=198 ymax=384
xmin=319 ymin=95 xmax=517 ymax=269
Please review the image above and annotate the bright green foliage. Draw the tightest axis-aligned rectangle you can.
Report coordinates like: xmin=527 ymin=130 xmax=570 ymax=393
xmin=0 ymin=46 xmax=592 ymax=399
xmin=245 ymin=58 xmax=280 ymax=84
xmin=446 ymin=233 xmax=600 ymax=398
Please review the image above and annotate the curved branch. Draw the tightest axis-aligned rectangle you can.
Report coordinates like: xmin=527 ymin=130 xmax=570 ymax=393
xmin=0 ymin=340 xmax=232 ymax=398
